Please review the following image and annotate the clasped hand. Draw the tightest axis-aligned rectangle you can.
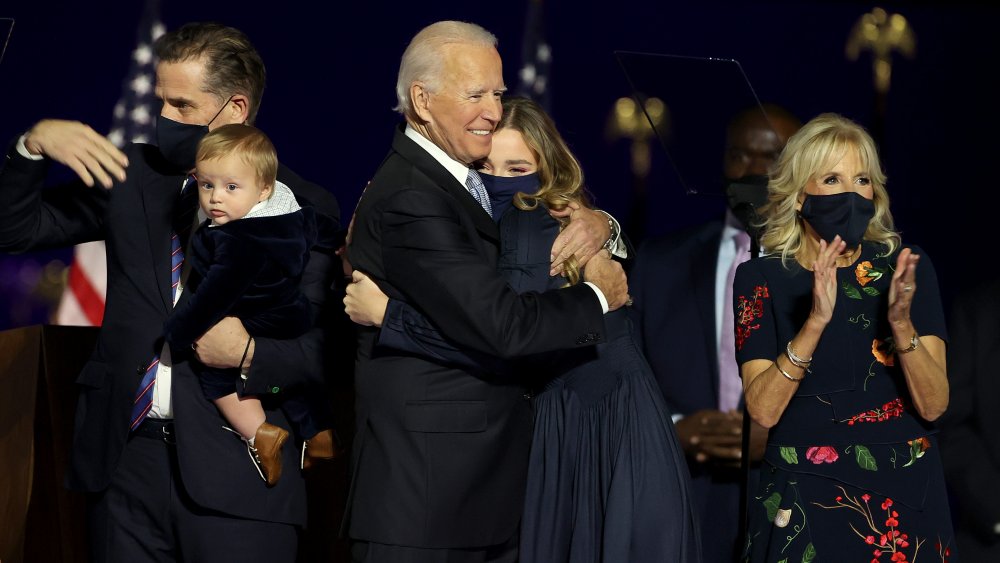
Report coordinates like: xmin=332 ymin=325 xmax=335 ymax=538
xmin=344 ymin=270 xmax=388 ymax=327
xmin=548 ymin=202 xmax=611 ymax=276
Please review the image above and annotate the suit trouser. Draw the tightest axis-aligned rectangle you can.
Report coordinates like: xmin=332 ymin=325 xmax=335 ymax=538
xmin=87 ymin=420 xmax=298 ymax=563
xmin=350 ymin=535 xmax=518 ymax=563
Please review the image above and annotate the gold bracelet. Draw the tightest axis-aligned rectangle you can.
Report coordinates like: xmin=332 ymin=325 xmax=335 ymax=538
xmin=786 ymin=341 xmax=812 ymax=368
xmin=896 ymin=332 xmax=919 ymax=354
xmin=776 ymin=359 xmax=804 ymax=382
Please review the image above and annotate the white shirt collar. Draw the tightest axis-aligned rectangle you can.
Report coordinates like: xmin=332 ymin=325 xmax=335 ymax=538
xmin=404 ymin=124 xmax=472 ymax=187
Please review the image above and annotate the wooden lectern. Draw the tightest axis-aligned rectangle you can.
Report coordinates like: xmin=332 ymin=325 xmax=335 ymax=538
xmin=0 ymin=325 xmax=97 ymax=563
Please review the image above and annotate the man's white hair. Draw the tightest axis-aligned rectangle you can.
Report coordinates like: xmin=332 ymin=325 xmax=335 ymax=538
xmin=394 ymin=21 xmax=497 ymax=119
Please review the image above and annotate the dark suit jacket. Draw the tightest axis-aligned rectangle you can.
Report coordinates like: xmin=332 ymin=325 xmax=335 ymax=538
xmin=0 ymin=142 xmax=340 ymax=526
xmin=629 ymin=219 xmax=744 ymax=562
xmin=630 ymin=220 xmax=724 ymax=414
xmin=939 ymin=277 xmax=1000 ymax=558
xmin=345 ymin=126 xmax=605 ymax=549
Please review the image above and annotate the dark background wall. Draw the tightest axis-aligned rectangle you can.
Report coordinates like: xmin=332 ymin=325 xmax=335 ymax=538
xmin=0 ymin=0 xmax=992 ymax=329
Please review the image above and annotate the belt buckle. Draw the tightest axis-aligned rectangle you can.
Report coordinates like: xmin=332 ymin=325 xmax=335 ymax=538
xmin=161 ymin=423 xmax=176 ymax=445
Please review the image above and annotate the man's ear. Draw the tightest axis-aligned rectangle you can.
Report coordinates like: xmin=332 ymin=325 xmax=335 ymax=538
xmin=227 ymin=94 xmax=251 ymax=125
xmin=411 ymin=82 xmax=432 ymax=123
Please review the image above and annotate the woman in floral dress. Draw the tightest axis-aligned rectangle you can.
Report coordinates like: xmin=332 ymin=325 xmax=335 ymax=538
xmin=735 ymin=113 xmax=956 ymax=562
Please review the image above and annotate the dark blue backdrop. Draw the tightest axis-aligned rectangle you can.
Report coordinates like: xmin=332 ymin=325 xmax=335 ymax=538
xmin=0 ymin=0 xmax=993 ymax=330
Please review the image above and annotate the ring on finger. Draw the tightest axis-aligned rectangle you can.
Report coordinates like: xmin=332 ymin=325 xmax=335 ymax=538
xmin=903 ymin=284 xmax=913 ymax=292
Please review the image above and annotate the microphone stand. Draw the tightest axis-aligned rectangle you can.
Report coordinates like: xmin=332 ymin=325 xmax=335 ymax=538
xmin=736 ymin=203 xmax=762 ymax=559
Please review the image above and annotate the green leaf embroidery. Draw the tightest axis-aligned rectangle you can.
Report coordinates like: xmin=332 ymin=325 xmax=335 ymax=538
xmin=842 ymin=282 xmax=863 ymax=300
xmin=855 ymin=445 xmax=878 ymax=471
xmin=802 ymin=542 xmax=817 ymax=563
xmin=763 ymin=492 xmax=782 ymax=522
xmin=862 ymin=286 xmax=880 ymax=296
xmin=780 ymin=446 xmax=799 ymax=465
xmin=903 ymin=440 xmax=924 ymax=467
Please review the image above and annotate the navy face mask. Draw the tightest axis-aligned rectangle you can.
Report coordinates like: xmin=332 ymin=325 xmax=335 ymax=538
xmin=479 ymin=172 xmax=540 ymax=220
xmin=799 ymin=191 xmax=875 ymax=247
xmin=156 ymin=97 xmax=232 ymax=171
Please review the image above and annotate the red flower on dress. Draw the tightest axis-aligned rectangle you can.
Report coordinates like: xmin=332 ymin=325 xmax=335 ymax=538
xmin=735 ymin=284 xmax=769 ymax=352
xmin=805 ymin=446 xmax=840 ymax=464
xmin=844 ymin=398 xmax=905 ymax=425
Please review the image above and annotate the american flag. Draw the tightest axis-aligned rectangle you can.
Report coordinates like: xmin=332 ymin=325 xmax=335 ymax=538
xmin=516 ymin=0 xmax=552 ymax=111
xmin=54 ymin=0 xmax=164 ymax=326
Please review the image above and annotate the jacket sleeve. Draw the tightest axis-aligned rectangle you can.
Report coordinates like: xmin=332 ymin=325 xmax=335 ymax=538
xmin=378 ymin=298 xmax=507 ymax=373
xmin=164 ymin=233 xmax=268 ymax=353
xmin=379 ymin=186 xmax=605 ymax=360
xmin=241 ymin=191 xmax=341 ymax=396
xmin=0 ymin=141 xmax=110 ymax=252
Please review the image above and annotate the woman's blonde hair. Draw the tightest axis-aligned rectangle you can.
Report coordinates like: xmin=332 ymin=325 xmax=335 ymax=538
xmin=500 ymin=97 xmax=591 ymax=285
xmin=759 ymin=113 xmax=899 ymax=266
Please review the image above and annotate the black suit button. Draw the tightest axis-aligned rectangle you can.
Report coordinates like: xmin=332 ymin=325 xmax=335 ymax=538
xmin=136 ymin=365 xmax=146 ymax=375
xmin=523 ymin=392 xmax=533 ymax=400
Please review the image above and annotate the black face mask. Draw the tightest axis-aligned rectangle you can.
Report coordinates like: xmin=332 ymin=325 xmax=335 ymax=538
xmin=479 ymin=173 xmax=540 ymax=220
xmin=799 ymin=191 xmax=875 ymax=247
xmin=724 ymin=174 xmax=769 ymax=234
xmin=156 ymin=97 xmax=232 ymax=170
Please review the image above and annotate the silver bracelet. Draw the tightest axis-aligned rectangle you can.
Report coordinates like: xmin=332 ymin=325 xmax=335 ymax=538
xmin=777 ymin=362 xmax=804 ymax=382
xmin=785 ymin=341 xmax=812 ymax=368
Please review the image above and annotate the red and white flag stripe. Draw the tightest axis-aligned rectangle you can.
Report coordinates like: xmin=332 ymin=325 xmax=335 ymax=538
xmin=54 ymin=241 xmax=107 ymax=326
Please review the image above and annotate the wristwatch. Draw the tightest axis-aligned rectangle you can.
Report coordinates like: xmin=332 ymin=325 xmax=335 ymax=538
xmin=897 ymin=332 xmax=919 ymax=354
xmin=601 ymin=213 xmax=620 ymax=253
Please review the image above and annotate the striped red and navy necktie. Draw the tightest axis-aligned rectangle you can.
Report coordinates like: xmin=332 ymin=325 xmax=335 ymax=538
xmin=130 ymin=176 xmax=198 ymax=430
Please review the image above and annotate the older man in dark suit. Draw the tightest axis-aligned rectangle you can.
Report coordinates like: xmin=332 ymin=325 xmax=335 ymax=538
xmin=345 ymin=20 xmax=628 ymax=563
xmin=0 ymin=23 xmax=339 ymax=562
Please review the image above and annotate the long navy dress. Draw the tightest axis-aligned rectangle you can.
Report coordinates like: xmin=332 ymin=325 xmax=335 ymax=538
xmin=377 ymin=188 xmax=701 ymax=563
xmin=734 ymin=242 xmax=957 ymax=562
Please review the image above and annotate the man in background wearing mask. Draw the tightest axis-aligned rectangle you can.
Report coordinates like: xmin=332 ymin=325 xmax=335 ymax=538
xmin=628 ymin=103 xmax=800 ymax=562
xmin=0 ymin=22 xmax=339 ymax=562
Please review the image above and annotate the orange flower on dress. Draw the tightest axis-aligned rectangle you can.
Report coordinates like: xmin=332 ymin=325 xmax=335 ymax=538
xmin=855 ymin=260 xmax=884 ymax=286
xmin=872 ymin=338 xmax=895 ymax=367
xmin=907 ymin=437 xmax=931 ymax=453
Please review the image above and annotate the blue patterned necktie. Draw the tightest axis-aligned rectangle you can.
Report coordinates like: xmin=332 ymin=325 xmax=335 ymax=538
xmin=465 ymin=169 xmax=493 ymax=218
xmin=130 ymin=176 xmax=197 ymax=430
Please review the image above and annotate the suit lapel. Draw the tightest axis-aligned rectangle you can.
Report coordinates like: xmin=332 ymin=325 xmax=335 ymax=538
xmin=691 ymin=223 xmax=724 ymax=401
xmin=391 ymin=127 xmax=500 ymax=244
xmin=141 ymin=170 xmax=189 ymax=313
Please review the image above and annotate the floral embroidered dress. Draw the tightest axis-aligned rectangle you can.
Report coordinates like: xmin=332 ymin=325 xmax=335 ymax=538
xmin=734 ymin=242 xmax=957 ymax=563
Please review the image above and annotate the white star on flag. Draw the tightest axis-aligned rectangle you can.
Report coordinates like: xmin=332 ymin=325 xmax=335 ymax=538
xmin=133 ymin=44 xmax=152 ymax=65
xmin=516 ymin=0 xmax=552 ymax=110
